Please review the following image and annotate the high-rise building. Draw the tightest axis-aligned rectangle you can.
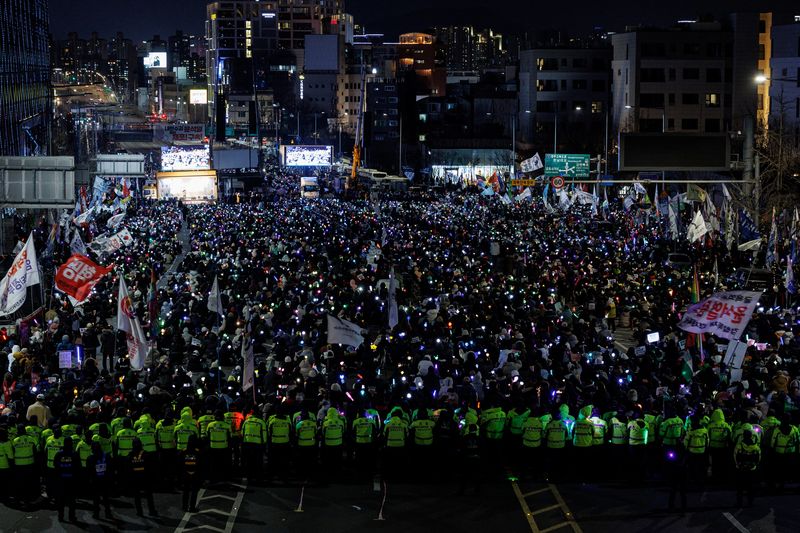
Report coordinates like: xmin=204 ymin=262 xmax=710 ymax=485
xmin=0 ymin=0 xmax=51 ymax=156
xmin=107 ymin=32 xmax=136 ymax=102
xmin=276 ymin=0 xmax=342 ymax=71
xmin=433 ymin=26 xmax=505 ymax=74
xmin=398 ymin=33 xmax=446 ymax=97
xmin=519 ymin=46 xmax=611 ymax=149
xmin=207 ymin=0 xmax=279 ymax=138
xmin=769 ymin=21 xmax=800 ymax=147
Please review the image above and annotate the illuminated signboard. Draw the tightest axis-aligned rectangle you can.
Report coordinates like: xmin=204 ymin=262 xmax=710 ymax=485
xmin=189 ymin=89 xmax=208 ymax=104
xmin=143 ymin=52 xmax=167 ymax=69
xmin=282 ymin=145 xmax=333 ymax=167
xmin=161 ymin=145 xmax=210 ymax=171
xmin=544 ymin=153 xmax=591 ymax=178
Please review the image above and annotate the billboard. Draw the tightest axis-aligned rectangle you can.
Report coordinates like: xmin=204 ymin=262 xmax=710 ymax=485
xmin=156 ymin=170 xmax=217 ymax=203
xmin=189 ymin=89 xmax=208 ymax=104
xmin=544 ymin=153 xmax=591 ymax=178
xmin=619 ymin=134 xmax=730 ymax=171
xmin=143 ymin=52 xmax=167 ymax=69
xmin=154 ymin=124 xmax=205 ymax=143
xmin=161 ymin=145 xmax=210 ymax=171
xmin=282 ymin=145 xmax=333 ymax=167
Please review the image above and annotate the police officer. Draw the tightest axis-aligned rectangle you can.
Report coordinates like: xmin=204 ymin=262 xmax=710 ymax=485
xmin=544 ymin=410 xmax=568 ymax=482
xmin=351 ymin=408 xmax=377 ymax=476
xmin=573 ymin=407 xmax=595 ymax=480
xmin=126 ymin=439 xmax=157 ymax=517
xmin=409 ymin=407 xmax=435 ymax=468
xmin=627 ymin=415 xmax=648 ymax=483
xmin=207 ymin=410 xmax=231 ymax=482
xmin=0 ymin=426 xmax=14 ymax=504
xmin=86 ymin=441 xmax=113 ymax=519
xmin=114 ymin=418 xmax=137 ymax=459
xmin=520 ymin=411 xmax=544 ymax=479
xmin=175 ymin=409 xmax=200 ymax=452
xmin=294 ymin=410 xmax=318 ymax=481
xmin=53 ymin=435 xmax=78 ymax=522
xmin=12 ymin=423 xmax=37 ymax=508
xmin=479 ymin=402 xmax=506 ymax=460
xmin=382 ymin=410 xmax=409 ymax=480
xmin=156 ymin=414 xmax=177 ymax=485
xmin=457 ymin=423 xmax=482 ymax=494
xmin=320 ymin=407 xmax=345 ymax=474
xmin=734 ymin=429 xmax=760 ymax=507
xmin=684 ymin=415 xmax=709 ymax=487
xmin=44 ymin=425 xmax=65 ymax=504
xmin=707 ymin=408 xmax=731 ymax=482
xmin=768 ymin=414 xmax=798 ymax=492
xmin=224 ymin=406 xmax=245 ymax=470
xmin=242 ymin=410 xmax=267 ymax=481
xmin=180 ymin=435 xmax=204 ymax=512
xmin=267 ymin=408 xmax=292 ymax=482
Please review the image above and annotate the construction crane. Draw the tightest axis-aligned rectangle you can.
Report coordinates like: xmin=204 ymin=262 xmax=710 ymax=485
xmin=346 ymin=57 xmax=368 ymax=192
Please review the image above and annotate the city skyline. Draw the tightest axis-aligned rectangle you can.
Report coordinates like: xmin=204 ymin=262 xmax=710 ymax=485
xmin=49 ymin=0 xmax=800 ymax=41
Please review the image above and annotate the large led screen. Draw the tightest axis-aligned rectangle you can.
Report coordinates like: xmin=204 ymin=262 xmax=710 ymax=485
xmin=283 ymin=145 xmax=333 ymax=167
xmin=156 ymin=171 xmax=217 ymax=203
xmin=161 ymin=145 xmax=210 ymax=171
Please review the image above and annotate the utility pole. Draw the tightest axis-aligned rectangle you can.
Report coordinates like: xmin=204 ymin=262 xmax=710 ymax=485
xmin=398 ymin=115 xmax=402 ymax=175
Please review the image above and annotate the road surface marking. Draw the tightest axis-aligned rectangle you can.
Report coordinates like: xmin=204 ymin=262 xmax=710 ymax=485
xmin=723 ymin=512 xmax=750 ymax=533
xmin=510 ymin=479 xmax=540 ymax=533
xmin=175 ymin=480 xmax=248 ymax=533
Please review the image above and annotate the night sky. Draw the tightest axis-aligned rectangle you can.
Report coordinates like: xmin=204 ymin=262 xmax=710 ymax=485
xmin=49 ymin=0 xmax=799 ymax=41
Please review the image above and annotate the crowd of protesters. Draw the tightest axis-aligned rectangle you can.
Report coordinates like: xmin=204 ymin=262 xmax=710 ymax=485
xmin=0 ymin=171 xmax=798 ymax=521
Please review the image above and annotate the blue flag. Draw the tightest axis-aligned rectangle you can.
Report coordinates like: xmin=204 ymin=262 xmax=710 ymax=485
xmin=738 ymin=209 xmax=760 ymax=243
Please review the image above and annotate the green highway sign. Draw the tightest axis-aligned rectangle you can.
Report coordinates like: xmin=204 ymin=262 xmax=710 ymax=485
xmin=544 ymin=153 xmax=591 ymax=178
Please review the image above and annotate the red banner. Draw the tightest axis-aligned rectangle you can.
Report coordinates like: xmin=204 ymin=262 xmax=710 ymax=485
xmin=55 ymin=254 xmax=113 ymax=303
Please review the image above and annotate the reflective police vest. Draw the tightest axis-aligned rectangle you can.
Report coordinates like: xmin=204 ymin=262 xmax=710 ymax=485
xmin=25 ymin=426 xmax=43 ymax=450
xmin=410 ymin=419 xmax=435 ymax=446
xmin=295 ymin=420 xmax=316 ymax=447
xmin=734 ymin=442 xmax=760 ymax=471
xmin=685 ymin=428 xmax=708 ymax=454
xmin=352 ymin=417 xmax=374 ymax=444
xmin=115 ymin=429 xmax=137 ymax=457
xmin=660 ymin=417 xmax=684 ymax=446
xmin=589 ymin=417 xmax=607 ymax=446
xmin=45 ymin=436 xmax=65 ymax=468
xmin=522 ymin=417 xmax=544 ymax=448
xmin=322 ymin=417 xmax=345 ymax=447
xmin=61 ymin=424 xmax=77 ymax=439
xmin=609 ymin=418 xmax=626 ymax=445
xmin=507 ymin=409 xmax=530 ymax=436
xmin=156 ymin=422 xmax=177 ymax=449
xmin=771 ymin=427 xmax=799 ymax=454
xmin=628 ymin=420 xmax=648 ymax=446
xmin=545 ymin=420 xmax=567 ymax=449
xmin=0 ymin=440 xmax=13 ymax=469
xmin=198 ymin=415 xmax=216 ymax=439
xmin=268 ymin=416 xmax=291 ymax=444
xmin=175 ymin=421 xmax=199 ymax=451
xmin=481 ymin=408 xmax=506 ymax=440
xmin=573 ymin=419 xmax=594 ymax=448
xmin=208 ymin=421 xmax=230 ymax=449
xmin=77 ymin=439 xmax=92 ymax=467
xmin=243 ymin=416 xmax=267 ymax=445
xmin=707 ymin=423 xmax=731 ymax=449
xmin=384 ymin=419 xmax=408 ymax=448
xmin=225 ymin=412 xmax=245 ymax=438
xmin=12 ymin=434 xmax=36 ymax=466
xmin=137 ymin=427 xmax=158 ymax=453
xmin=92 ymin=434 xmax=113 ymax=455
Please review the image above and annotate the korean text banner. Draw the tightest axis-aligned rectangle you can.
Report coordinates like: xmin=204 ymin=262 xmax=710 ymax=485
xmin=55 ymin=254 xmax=113 ymax=303
xmin=678 ymin=290 xmax=762 ymax=340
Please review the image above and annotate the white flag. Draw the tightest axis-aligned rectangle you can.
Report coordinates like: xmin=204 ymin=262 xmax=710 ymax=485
xmin=668 ymin=204 xmax=679 ymax=240
xmin=388 ymin=267 xmax=399 ymax=329
xmin=106 ymin=213 xmax=125 ymax=229
xmin=116 ymin=277 xmax=147 ymax=370
xmin=738 ymin=239 xmax=762 ymax=252
xmin=242 ymin=336 xmax=255 ymax=391
xmin=521 ymin=153 xmax=543 ymax=172
xmin=208 ymin=275 xmax=225 ymax=318
xmin=326 ymin=314 xmax=364 ymax=348
xmin=686 ymin=210 xmax=708 ymax=243
xmin=654 ymin=184 xmax=661 ymax=216
xmin=0 ymin=234 xmax=41 ymax=316
xmin=515 ymin=187 xmax=532 ymax=202
xmin=70 ymin=231 xmax=88 ymax=256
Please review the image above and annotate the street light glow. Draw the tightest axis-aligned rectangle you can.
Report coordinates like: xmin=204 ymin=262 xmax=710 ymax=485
xmin=754 ymin=74 xmax=767 ymax=84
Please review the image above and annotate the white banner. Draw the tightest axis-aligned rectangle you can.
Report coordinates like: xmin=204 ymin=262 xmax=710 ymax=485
xmin=515 ymin=187 xmax=532 ymax=202
xmin=678 ymin=290 xmax=762 ymax=340
xmin=242 ymin=337 xmax=255 ymax=391
xmin=0 ymin=234 xmax=40 ymax=316
xmin=106 ymin=213 xmax=126 ymax=228
xmin=208 ymin=275 xmax=224 ymax=317
xmin=326 ymin=314 xmax=364 ymax=347
xmin=116 ymin=277 xmax=147 ymax=370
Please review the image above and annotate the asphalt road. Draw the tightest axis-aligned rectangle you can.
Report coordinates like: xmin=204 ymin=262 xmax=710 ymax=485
xmin=1 ymin=470 xmax=797 ymax=532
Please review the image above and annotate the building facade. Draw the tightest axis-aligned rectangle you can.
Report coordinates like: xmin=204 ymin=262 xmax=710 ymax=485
xmin=519 ymin=46 xmax=611 ymax=151
xmin=0 ymin=0 xmax=51 ymax=156
xmin=769 ymin=21 xmax=800 ymax=147
xmin=398 ymin=33 xmax=446 ymax=98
